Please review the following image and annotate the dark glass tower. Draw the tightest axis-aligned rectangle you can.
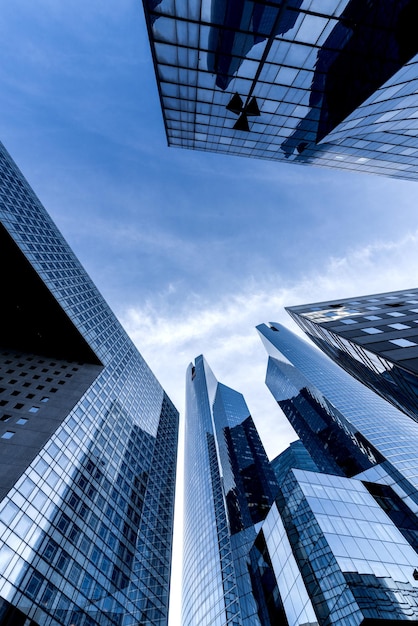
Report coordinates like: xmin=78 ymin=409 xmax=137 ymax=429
xmin=143 ymin=0 xmax=418 ymax=180
xmin=183 ymin=356 xmax=277 ymax=626
xmin=287 ymin=288 xmax=418 ymax=423
xmin=0 ymin=141 xmax=178 ymax=626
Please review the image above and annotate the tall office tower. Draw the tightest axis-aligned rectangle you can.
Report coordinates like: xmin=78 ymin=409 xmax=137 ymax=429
xmin=257 ymin=322 xmax=418 ymax=513
xmin=287 ymin=289 xmax=418 ymax=423
xmin=0 ymin=141 xmax=179 ymax=626
xmin=143 ymin=0 xmax=418 ymax=180
xmin=183 ymin=356 xmax=278 ymax=626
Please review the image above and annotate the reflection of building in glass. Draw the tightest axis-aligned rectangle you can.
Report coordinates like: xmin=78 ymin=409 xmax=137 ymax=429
xmin=257 ymin=322 xmax=418 ymax=509
xmin=270 ymin=439 xmax=319 ymax=485
xmin=248 ymin=323 xmax=418 ymax=625
xmin=143 ymin=0 xmax=418 ymax=180
xmin=287 ymin=289 xmax=418 ymax=424
xmin=184 ymin=333 xmax=418 ymax=625
xmin=0 ymin=141 xmax=178 ymax=625
xmin=251 ymin=468 xmax=418 ymax=626
xmin=183 ymin=356 xmax=278 ymax=626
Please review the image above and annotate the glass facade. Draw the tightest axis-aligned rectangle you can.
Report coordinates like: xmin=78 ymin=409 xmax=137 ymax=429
xmin=143 ymin=0 xmax=418 ymax=180
xmin=257 ymin=322 xmax=418 ymax=510
xmin=287 ymin=288 xmax=418 ymax=424
xmin=270 ymin=440 xmax=319 ymax=487
xmin=0 ymin=141 xmax=179 ymax=625
xmin=253 ymin=469 xmax=418 ymax=626
xmin=183 ymin=356 xmax=277 ymax=626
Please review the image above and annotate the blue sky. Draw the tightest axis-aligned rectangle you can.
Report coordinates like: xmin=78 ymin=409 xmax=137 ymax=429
xmin=2 ymin=1 xmax=418 ymax=622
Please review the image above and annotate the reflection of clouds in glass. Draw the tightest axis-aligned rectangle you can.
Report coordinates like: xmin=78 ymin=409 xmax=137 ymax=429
xmin=207 ymin=0 xmax=303 ymax=90
xmin=281 ymin=0 xmax=418 ymax=158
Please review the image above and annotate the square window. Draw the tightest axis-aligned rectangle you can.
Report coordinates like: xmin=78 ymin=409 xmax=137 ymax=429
xmin=0 ymin=415 xmax=11 ymax=422
xmin=387 ymin=312 xmax=405 ymax=317
xmin=364 ymin=316 xmax=381 ymax=321
xmin=29 ymin=407 xmax=40 ymax=413
xmin=362 ymin=327 xmax=383 ymax=334
xmin=41 ymin=397 xmax=49 ymax=403
xmin=0 ymin=400 xmax=8 ymax=407
xmin=390 ymin=338 xmax=417 ymax=348
xmin=340 ymin=319 xmax=357 ymax=325
xmin=16 ymin=418 xmax=28 ymax=426
xmin=26 ymin=393 xmax=35 ymax=399
xmin=1 ymin=431 xmax=15 ymax=439
xmin=14 ymin=403 xmax=23 ymax=409
xmin=388 ymin=323 xmax=410 ymax=330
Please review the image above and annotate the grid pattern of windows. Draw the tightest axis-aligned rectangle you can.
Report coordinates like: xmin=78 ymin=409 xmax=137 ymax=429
xmin=261 ymin=470 xmax=418 ymax=626
xmin=183 ymin=358 xmax=242 ymax=626
xmin=0 ymin=141 xmax=179 ymax=626
xmin=183 ymin=357 xmax=279 ymax=625
xmin=143 ymin=0 xmax=418 ymax=180
xmin=258 ymin=322 xmax=418 ymax=510
xmin=287 ymin=289 xmax=418 ymax=424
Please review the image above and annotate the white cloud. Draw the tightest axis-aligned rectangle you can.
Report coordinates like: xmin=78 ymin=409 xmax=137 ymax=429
xmin=121 ymin=228 xmax=418 ymax=459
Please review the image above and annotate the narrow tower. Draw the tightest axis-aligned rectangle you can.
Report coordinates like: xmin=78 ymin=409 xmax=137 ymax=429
xmin=183 ymin=356 xmax=277 ymax=626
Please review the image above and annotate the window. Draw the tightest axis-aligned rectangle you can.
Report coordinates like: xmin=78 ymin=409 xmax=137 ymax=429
xmin=56 ymin=550 xmax=70 ymax=574
xmin=340 ymin=319 xmax=357 ymax=325
xmin=390 ymin=338 xmax=417 ymax=348
xmin=388 ymin=323 xmax=410 ymax=330
xmin=0 ymin=414 xmax=11 ymax=422
xmin=25 ymin=571 xmax=44 ymax=599
xmin=43 ymin=539 xmax=59 ymax=563
xmin=29 ymin=406 xmax=39 ymax=413
xmin=16 ymin=418 xmax=28 ymax=426
xmin=361 ymin=327 xmax=382 ymax=335
xmin=1 ymin=431 xmax=14 ymax=439
xmin=387 ymin=312 xmax=405 ymax=317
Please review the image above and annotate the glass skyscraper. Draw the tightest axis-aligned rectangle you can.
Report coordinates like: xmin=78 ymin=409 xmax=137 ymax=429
xmin=287 ymin=288 xmax=418 ymax=423
xmin=183 ymin=355 xmax=277 ymax=626
xmin=0 ymin=141 xmax=179 ymax=626
xmin=257 ymin=322 xmax=418 ymax=511
xmin=143 ymin=0 xmax=418 ymax=180
xmin=249 ymin=322 xmax=418 ymax=625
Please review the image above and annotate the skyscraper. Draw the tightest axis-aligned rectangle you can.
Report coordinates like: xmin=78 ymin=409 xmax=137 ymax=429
xmin=183 ymin=355 xmax=277 ymax=626
xmin=0 ymin=141 xmax=178 ymax=626
xmin=257 ymin=322 xmax=418 ymax=510
xmin=143 ymin=0 xmax=418 ymax=180
xmin=287 ymin=288 xmax=418 ymax=423
xmin=251 ymin=323 xmax=418 ymax=625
